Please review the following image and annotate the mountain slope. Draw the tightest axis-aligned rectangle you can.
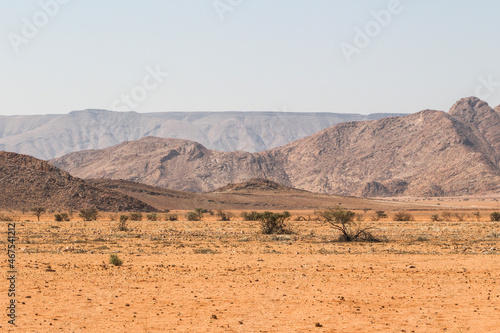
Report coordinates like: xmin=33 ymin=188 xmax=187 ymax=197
xmin=0 ymin=151 xmax=156 ymax=211
xmin=51 ymin=137 xmax=285 ymax=193
xmin=51 ymin=97 xmax=500 ymax=197
xmin=0 ymin=110 xmax=405 ymax=159
xmin=90 ymin=178 xmax=411 ymax=211
xmin=267 ymin=100 xmax=500 ymax=196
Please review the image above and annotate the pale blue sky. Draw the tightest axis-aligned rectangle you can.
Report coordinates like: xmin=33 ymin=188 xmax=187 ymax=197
xmin=1 ymin=0 xmax=499 ymax=115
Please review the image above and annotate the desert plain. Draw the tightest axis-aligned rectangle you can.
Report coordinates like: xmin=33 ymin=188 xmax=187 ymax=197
xmin=1 ymin=197 xmax=499 ymax=333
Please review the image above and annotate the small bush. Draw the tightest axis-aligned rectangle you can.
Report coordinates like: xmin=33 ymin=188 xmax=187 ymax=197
xmin=431 ymin=214 xmax=440 ymax=222
xmin=371 ymin=210 xmax=387 ymax=221
xmin=0 ymin=214 xmax=14 ymax=222
xmin=259 ymin=211 xmax=292 ymax=235
xmin=441 ymin=211 xmax=453 ymax=222
xmin=216 ymin=210 xmax=233 ymax=221
xmin=165 ymin=213 xmax=178 ymax=221
xmin=79 ymin=208 xmax=98 ymax=221
xmin=393 ymin=211 xmax=414 ymax=221
xmin=186 ymin=211 xmax=201 ymax=221
xmin=241 ymin=211 xmax=261 ymax=221
xmin=491 ymin=212 xmax=500 ymax=222
xmin=54 ymin=213 xmax=70 ymax=222
xmin=193 ymin=248 xmax=217 ymax=254
xmin=472 ymin=211 xmax=481 ymax=221
xmin=454 ymin=213 xmax=468 ymax=222
xmin=317 ymin=206 xmax=380 ymax=242
xmin=146 ymin=213 xmax=158 ymax=221
xmin=355 ymin=213 xmax=365 ymax=222
xmin=118 ymin=215 xmax=129 ymax=231
xmin=129 ymin=212 xmax=143 ymax=221
xmin=109 ymin=254 xmax=123 ymax=266
xmin=194 ymin=208 xmax=207 ymax=217
xmin=32 ymin=207 xmax=46 ymax=221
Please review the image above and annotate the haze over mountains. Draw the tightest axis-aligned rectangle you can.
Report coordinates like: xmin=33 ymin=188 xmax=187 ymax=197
xmin=51 ymin=97 xmax=500 ymax=197
xmin=0 ymin=110 xmax=403 ymax=160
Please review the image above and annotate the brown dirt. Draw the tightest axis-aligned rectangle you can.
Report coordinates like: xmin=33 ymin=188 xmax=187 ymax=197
xmin=1 ymin=209 xmax=499 ymax=332
xmin=90 ymin=178 xmax=428 ymax=211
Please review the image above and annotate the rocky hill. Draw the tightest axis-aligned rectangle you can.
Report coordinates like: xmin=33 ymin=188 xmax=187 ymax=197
xmin=212 ymin=178 xmax=307 ymax=194
xmin=90 ymin=178 xmax=407 ymax=211
xmin=0 ymin=110 xmax=404 ymax=160
xmin=50 ymin=98 xmax=500 ymax=197
xmin=0 ymin=151 xmax=156 ymax=211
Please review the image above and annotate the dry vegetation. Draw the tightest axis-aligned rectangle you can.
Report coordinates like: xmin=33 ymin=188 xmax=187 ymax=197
xmin=0 ymin=205 xmax=499 ymax=332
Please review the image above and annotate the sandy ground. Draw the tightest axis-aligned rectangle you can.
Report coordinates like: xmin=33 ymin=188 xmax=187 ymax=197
xmin=1 ymin=210 xmax=499 ymax=332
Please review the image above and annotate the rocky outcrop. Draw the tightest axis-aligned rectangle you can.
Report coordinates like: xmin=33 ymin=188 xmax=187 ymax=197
xmin=0 ymin=151 xmax=156 ymax=211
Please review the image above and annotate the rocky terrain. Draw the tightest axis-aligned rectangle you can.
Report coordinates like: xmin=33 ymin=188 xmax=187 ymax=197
xmin=0 ymin=151 xmax=156 ymax=211
xmin=51 ymin=97 xmax=500 ymax=197
xmin=0 ymin=110 xmax=403 ymax=159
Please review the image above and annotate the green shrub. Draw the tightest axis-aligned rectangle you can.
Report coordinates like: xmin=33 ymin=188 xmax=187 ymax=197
xmin=146 ymin=213 xmax=158 ymax=221
xmin=32 ymin=207 xmax=46 ymax=221
xmin=241 ymin=211 xmax=261 ymax=221
xmin=258 ymin=211 xmax=292 ymax=235
xmin=194 ymin=208 xmax=207 ymax=218
xmin=118 ymin=215 xmax=129 ymax=231
xmin=109 ymin=254 xmax=123 ymax=266
xmin=165 ymin=213 xmax=178 ymax=221
xmin=54 ymin=212 xmax=70 ymax=221
xmin=216 ymin=210 xmax=233 ymax=221
xmin=186 ymin=211 xmax=201 ymax=221
xmin=79 ymin=208 xmax=98 ymax=221
xmin=129 ymin=212 xmax=143 ymax=221
xmin=491 ymin=212 xmax=500 ymax=222
xmin=317 ymin=206 xmax=380 ymax=242
xmin=371 ymin=210 xmax=387 ymax=221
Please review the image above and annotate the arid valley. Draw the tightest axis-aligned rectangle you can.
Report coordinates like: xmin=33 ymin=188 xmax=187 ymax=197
xmin=1 ymin=192 xmax=499 ymax=332
xmin=2 ymin=2 xmax=500 ymax=329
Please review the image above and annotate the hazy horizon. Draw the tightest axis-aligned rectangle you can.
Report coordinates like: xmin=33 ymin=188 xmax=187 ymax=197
xmin=2 ymin=0 xmax=500 ymax=116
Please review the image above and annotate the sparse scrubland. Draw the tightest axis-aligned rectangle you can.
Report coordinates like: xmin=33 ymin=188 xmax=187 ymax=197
xmin=0 ymin=202 xmax=499 ymax=332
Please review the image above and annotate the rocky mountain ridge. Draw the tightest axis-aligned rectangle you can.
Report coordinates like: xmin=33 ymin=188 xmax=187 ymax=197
xmin=0 ymin=110 xmax=404 ymax=159
xmin=50 ymin=97 xmax=500 ymax=197
xmin=0 ymin=151 xmax=156 ymax=211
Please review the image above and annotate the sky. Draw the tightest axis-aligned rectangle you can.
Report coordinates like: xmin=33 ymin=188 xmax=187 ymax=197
xmin=1 ymin=0 xmax=500 ymax=116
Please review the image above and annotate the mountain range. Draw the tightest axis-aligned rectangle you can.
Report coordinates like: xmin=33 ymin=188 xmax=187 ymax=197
xmin=0 ymin=110 xmax=404 ymax=160
xmin=50 ymin=97 xmax=500 ymax=197
xmin=0 ymin=150 xmax=401 ymax=211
